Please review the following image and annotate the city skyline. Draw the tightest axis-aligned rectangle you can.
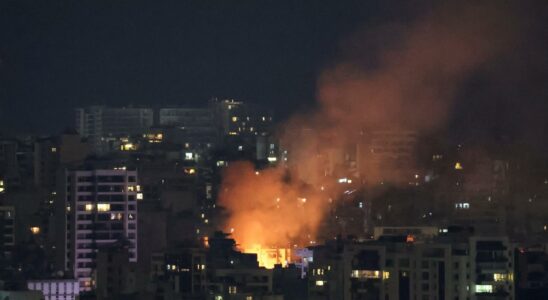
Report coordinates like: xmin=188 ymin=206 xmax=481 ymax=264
xmin=0 ymin=1 xmax=548 ymax=299
xmin=0 ymin=0 xmax=545 ymax=152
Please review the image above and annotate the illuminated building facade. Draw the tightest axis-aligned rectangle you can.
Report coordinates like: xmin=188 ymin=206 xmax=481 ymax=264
xmin=210 ymin=98 xmax=273 ymax=137
xmin=308 ymin=229 xmax=515 ymax=300
xmin=27 ymin=279 xmax=80 ymax=300
xmin=61 ymin=168 xmax=139 ymax=291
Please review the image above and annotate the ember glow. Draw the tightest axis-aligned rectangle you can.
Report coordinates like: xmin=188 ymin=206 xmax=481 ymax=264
xmin=219 ymin=162 xmax=328 ymax=268
xmin=218 ymin=1 xmax=519 ymax=268
xmin=246 ymin=245 xmax=291 ymax=269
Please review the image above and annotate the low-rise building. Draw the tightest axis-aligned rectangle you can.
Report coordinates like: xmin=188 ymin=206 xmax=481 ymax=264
xmin=27 ymin=279 xmax=79 ymax=300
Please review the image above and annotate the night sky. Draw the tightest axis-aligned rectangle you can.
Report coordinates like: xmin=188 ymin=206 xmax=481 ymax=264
xmin=0 ymin=0 xmax=390 ymax=133
xmin=0 ymin=0 xmax=547 ymax=150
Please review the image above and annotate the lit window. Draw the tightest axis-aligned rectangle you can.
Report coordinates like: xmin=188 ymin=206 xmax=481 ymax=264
xmin=406 ymin=235 xmax=415 ymax=243
xmin=338 ymin=178 xmax=352 ymax=183
xmin=127 ymin=186 xmax=135 ymax=192
xmin=475 ymin=284 xmax=493 ymax=293
xmin=121 ymin=143 xmax=136 ymax=151
xmin=110 ymin=213 xmax=123 ymax=220
xmin=51 ymin=147 xmax=57 ymax=153
xmin=454 ymin=162 xmax=463 ymax=170
xmin=136 ymin=193 xmax=143 ymax=200
xmin=185 ymin=152 xmax=194 ymax=160
xmin=97 ymin=203 xmax=110 ymax=212
xmin=455 ymin=203 xmax=470 ymax=209
xmin=85 ymin=204 xmax=94 ymax=211
xmin=184 ymin=168 xmax=196 ymax=175
xmin=30 ymin=226 xmax=40 ymax=234
xmin=315 ymin=280 xmax=325 ymax=286
xmin=493 ymin=273 xmax=508 ymax=282
xmin=228 ymin=286 xmax=237 ymax=294
xmin=382 ymin=271 xmax=390 ymax=280
xmin=351 ymin=270 xmax=381 ymax=279
xmin=231 ymin=116 xmax=238 ymax=122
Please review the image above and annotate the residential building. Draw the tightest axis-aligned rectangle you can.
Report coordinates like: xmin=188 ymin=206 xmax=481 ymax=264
xmin=308 ymin=227 xmax=515 ymax=300
xmin=27 ymin=279 xmax=80 ymax=300
xmin=358 ymin=129 xmax=418 ymax=185
xmin=75 ymin=106 xmax=153 ymax=153
xmin=95 ymin=242 xmax=137 ymax=299
xmin=58 ymin=168 xmax=139 ymax=291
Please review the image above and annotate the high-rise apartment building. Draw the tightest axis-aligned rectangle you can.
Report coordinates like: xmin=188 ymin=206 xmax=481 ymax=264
xmin=210 ymin=98 xmax=273 ymax=137
xmin=58 ymin=168 xmax=140 ymax=291
xmin=156 ymin=107 xmax=218 ymax=151
xmin=75 ymin=106 xmax=153 ymax=152
xmin=358 ymin=129 xmax=419 ymax=185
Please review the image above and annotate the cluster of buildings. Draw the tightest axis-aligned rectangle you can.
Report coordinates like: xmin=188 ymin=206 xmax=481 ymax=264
xmin=74 ymin=99 xmax=274 ymax=158
xmin=0 ymin=98 xmax=547 ymax=299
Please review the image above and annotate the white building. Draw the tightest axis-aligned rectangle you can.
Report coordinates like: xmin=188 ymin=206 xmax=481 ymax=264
xmin=60 ymin=168 xmax=139 ymax=291
xmin=27 ymin=279 xmax=79 ymax=300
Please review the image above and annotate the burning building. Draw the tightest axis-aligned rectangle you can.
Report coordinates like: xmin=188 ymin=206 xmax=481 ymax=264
xmin=217 ymin=1 xmax=520 ymax=269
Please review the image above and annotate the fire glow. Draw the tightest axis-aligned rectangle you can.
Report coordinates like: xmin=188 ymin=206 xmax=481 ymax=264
xmin=219 ymin=162 xmax=328 ymax=269
xmin=245 ymin=245 xmax=291 ymax=269
xmin=218 ymin=1 xmax=517 ymax=269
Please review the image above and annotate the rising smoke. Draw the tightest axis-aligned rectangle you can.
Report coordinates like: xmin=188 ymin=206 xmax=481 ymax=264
xmin=219 ymin=1 xmax=522 ymax=252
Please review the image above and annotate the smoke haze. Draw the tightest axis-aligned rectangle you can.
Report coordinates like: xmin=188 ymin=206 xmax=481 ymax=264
xmin=219 ymin=1 xmax=528 ymax=252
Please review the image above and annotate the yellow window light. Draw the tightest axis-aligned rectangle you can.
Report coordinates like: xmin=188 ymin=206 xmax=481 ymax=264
xmin=97 ymin=203 xmax=110 ymax=212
